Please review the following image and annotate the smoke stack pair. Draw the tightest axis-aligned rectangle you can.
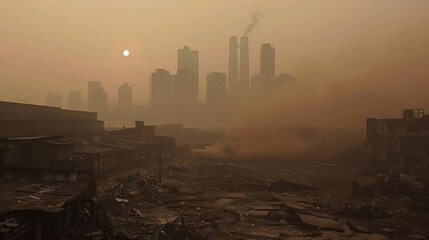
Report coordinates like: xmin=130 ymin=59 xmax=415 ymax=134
xmin=228 ymin=36 xmax=250 ymax=96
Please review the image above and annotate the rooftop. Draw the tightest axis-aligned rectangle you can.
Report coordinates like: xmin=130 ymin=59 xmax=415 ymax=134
xmin=0 ymin=180 xmax=89 ymax=215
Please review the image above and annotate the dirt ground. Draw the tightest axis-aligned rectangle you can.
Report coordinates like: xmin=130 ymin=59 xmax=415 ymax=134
xmin=96 ymin=157 xmax=429 ymax=240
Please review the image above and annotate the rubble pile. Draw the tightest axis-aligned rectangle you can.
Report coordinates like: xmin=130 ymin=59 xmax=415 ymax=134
xmin=91 ymin=160 xmax=428 ymax=239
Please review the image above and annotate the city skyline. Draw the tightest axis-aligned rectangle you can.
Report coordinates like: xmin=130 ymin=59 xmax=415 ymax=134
xmin=1 ymin=0 xmax=429 ymax=128
xmin=7 ymin=0 xmax=426 ymax=104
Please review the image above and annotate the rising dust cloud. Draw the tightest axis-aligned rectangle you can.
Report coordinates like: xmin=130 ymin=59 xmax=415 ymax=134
xmin=200 ymin=9 xmax=429 ymax=160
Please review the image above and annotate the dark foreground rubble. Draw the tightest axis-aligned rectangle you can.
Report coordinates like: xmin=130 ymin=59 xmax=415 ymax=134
xmin=93 ymin=159 xmax=429 ymax=240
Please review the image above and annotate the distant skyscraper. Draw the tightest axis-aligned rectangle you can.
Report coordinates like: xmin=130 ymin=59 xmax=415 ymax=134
xmin=88 ymin=81 xmax=108 ymax=113
xmin=178 ymin=46 xmax=199 ymax=79
xmin=228 ymin=37 xmax=239 ymax=96
xmin=260 ymin=43 xmax=276 ymax=91
xmin=68 ymin=91 xmax=82 ymax=110
xmin=206 ymin=72 xmax=227 ymax=106
xmin=239 ymin=36 xmax=250 ymax=94
xmin=88 ymin=81 xmax=101 ymax=112
xmin=46 ymin=92 xmax=62 ymax=108
xmin=118 ymin=83 xmax=132 ymax=109
xmin=176 ymin=46 xmax=199 ymax=106
xmin=174 ymin=69 xmax=198 ymax=106
xmin=150 ymin=69 xmax=173 ymax=109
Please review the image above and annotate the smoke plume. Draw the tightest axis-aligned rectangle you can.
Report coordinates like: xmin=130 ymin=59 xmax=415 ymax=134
xmin=244 ymin=13 xmax=264 ymax=36
xmin=199 ymin=8 xmax=429 ymax=161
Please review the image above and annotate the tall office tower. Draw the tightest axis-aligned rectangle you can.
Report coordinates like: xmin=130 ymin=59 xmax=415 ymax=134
xmin=206 ymin=72 xmax=227 ymax=106
xmin=173 ymin=69 xmax=199 ymax=107
xmin=118 ymin=83 xmax=132 ymax=109
xmin=150 ymin=69 xmax=173 ymax=109
xmin=68 ymin=91 xmax=82 ymax=110
xmin=176 ymin=46 xmax=199 ymax=105
xmin=228 ymin=37 xmax=239 ymax=96
xmin=239 ymin=36 xmax=250 ymax=94
xmin=260 ymin=43 xmax=276 ymax=91
xmin=178 ymin=46 xmax=199 ymax=78
xmin=88 ymin=81 xmax=101 ymax=112
xmin=46 ymin=92 xmax=62 ymax=108
xmin=88 ymin=81 xmax=108 ymax=113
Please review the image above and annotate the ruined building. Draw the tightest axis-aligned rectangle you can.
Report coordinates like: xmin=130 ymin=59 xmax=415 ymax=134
xmin=366 ymin=109 xmax=429 ymax=168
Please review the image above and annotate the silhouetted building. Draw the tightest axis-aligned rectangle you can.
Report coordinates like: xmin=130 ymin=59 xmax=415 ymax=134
xmin=0 ymin=101 xmax=103 ymax=138
xmin=366 ymin=109 xmax=429 ymax=169
xmin=206 ymin=72 xmax=227 ymax=106
xmin=68 ymin=91 xmax=82 ymax=110
xmin=174 ymin=69 xmax=198 ymax=107
xmin=176 ymin=46 xmax=199 ymax=106
xmin=46 ymin=92 xmax=62 ymax=108
xmin=260 ymin=43 xmax=276 ymax=91
xmin=150 ymin=69 xmax=173 ymax=109
xmin=88 ymin=81 xmax=101 ymax=111
xmin=88 ymin=81 xmax=108 ymax=114
xmin=118 ymin=83 xmax=132 ymax=109
xmin=228 ymin=37 xmax=239 ymax=97
xmin=239 ymin=36 xmax=250 ymax=94
xmin=178 ymin=46 xmax=199 ymax=79
xmin=261 ymin=43 xmax=275 ymax=77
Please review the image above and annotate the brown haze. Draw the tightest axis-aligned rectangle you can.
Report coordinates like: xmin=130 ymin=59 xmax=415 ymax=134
xmin=200 ymin=0 xmax=429 ymax=159
xmin=2 ymin=1 xmax=429 ymax=159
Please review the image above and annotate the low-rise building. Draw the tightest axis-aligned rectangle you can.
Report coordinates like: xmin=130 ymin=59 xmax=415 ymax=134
xmin=366 ymin=109 xmax=429 ymax=168
xmin=0 ymin=101 xmax=104 ymax=138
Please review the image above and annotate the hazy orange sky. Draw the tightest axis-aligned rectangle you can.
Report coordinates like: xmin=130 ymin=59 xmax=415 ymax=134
xmin=1 ymin=0 xmax=429 ymax=106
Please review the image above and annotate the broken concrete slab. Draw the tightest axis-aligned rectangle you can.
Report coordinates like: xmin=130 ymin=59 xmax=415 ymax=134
xmin=297 ymin=212 xmax=345 ymax=232
xmin=247 ymin=210 xmax=270 ymax=218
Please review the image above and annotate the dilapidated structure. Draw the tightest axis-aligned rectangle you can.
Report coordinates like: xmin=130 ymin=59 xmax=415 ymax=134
xmin=0 ymin=102 xmax=177 ymax=239
xmin=366 ymin=109 xmax=429 ymax=168
xmin=0 ymin=180 xmax=96 ymax=240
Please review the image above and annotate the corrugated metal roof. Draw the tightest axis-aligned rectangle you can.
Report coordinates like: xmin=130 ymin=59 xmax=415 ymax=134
xmin=0 ymin=180 xmax=89 ymax=215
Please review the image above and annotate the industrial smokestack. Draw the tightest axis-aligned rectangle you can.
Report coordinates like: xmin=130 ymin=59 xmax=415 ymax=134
xmin=244 ymin=13 xmax=264 ymax=36
xmin=228 ymin=36 xmax=239 ymax=97
xmin=239 ymin=36 xmax=250 ymax=93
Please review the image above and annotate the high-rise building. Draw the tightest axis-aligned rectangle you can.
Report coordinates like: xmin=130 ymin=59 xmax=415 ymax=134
xmin=261 ymin=43 xmax=275 ymax=77
xmin=239 ymin=36 xmax=250 ymax=94
xmin=178 ymin=46 xmax=199 ymax=79
xmin=175 ymin=46 xmax=199 ymax=106
xmin=118 ymin=83 xmax=132 ymax=109
xmin=206 ymin=72 xmax=227 ymax=106
xmin=260 ymin=43 xmax=276 ymax=91
xmin=88 ymin=81 xmax=108 ymax=114
xmin=68 ymin=91 xmax=82 ymax=110
xmin=150 ymin=69 xmax=173 ymax=109
xmin=228 ymin=37 xmax=239 ymax=96
xmin=46 ymin=92 xmax=62 ymax=108
xmin=88 ymin=81 xmax=101 ymax=112
xmin=173 ymin=69 xmax=198 ymax=107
